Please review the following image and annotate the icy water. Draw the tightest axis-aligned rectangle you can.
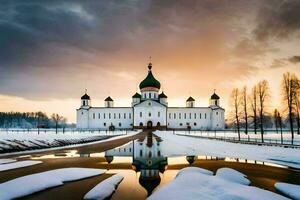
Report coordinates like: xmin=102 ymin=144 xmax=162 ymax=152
xmin=26 ymin=132 xmax=300 ymax=200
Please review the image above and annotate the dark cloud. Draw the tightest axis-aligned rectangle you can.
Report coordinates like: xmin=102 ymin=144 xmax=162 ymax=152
xmin=253 ymin=0 xmax=300 ymax=41
xmin=0 ymin=0 xmax=297 ymax=100
xmin=288 ymin=56 xmax=300 ymax=64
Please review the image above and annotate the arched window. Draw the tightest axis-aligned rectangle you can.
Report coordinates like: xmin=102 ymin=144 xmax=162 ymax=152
xmin=83 ymin=101 xmax=85 ymax=106
xmin=149 ymin=112 xmax=151 ymax=117
xmin=140 ymin=112 xmax=142 ymax=117
xmin=119 ymin=123 xmax=121 ymax=127
xmin=140 ymin=150 xmax=143 ymax=156
xmin=148 ymin=151 xmax=152 ymax=158
xmin=158 ymin=151 xmax=161 ymax=157
xmin=149 ymin=93 xmax=152 ymax=98
xmin=139 ymin=122 xmax=143 ymax=126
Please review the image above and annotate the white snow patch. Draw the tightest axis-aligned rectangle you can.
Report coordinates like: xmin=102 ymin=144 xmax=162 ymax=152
xmin=176 ymin=166 xmax=213 ymax=177
xmin=0 ymin=131 xmax=139 ymax=158
xmin=0 ymin=160 xmax=42 ymax=172
xmin=155 ymin=131 xmax=300 ymax=169
xmin=275 ymin=182 xmax=300 ymax=200
xmin=0 ymin=159 xmax=16 ymax=164
xmin=216 ymin=168 xmax=250 ymax=185
xmin=148 ymin=167 xmax=289 ymax=200
xmin=84 ymin=174 xmax=124 ymax=200
xmin=0 ymin=168 xmax=106 ymax=200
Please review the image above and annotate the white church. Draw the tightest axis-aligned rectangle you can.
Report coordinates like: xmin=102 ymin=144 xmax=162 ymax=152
xmin=76 ymin=63 xmax=225 ymax=130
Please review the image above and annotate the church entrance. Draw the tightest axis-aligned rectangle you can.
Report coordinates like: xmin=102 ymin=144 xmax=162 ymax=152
xmin=147 ymin=121 xmax=153 ymax=129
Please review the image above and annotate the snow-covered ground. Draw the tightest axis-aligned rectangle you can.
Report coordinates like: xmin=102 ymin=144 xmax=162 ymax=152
xmin=0 ymin=158 xmax=16 ymax=164
xmin=0 ymin=130 xmax=137 ymax=153
xmin=148 ymin=167 xmax=289 ymax=200
xmin=0 ymin=131 xmax=139 ymax=158
xmin=275 ymin=182 xmax=300 ymax=200
xmin=156 ymin=131 xmax=300 ymax=169
xmin=0 ymin=160 xmax=42 ymax=172
xmin=84 ymin=174 xmax=124 ymax=200
xmin=0 ymin=168 xmax=106 ymax=200
xmin=175 ymin=130 xmax=300 ymax=145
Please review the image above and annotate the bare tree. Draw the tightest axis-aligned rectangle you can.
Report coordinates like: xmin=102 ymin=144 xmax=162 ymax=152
xmin=257 ymin=80 xmax=270 ymax=143
xmin=294 ymin=87 xmax=300 ymax=135
xmin=250 ymin=85 xmax=258 ymax=134
xmin=277 ymin=112 xmax=283 ymax=144
xmin=241 ymin=86 xmax=248 ymax=134
xmin=281 ymin=72 xmax=299 ymax=144
xmin=51 ymin=113 xmax=63 ymax=134
xmin=230 ymin=88 xmax=241 ymax=140
xmin=274 ymin=109 xmax=279 ymax=133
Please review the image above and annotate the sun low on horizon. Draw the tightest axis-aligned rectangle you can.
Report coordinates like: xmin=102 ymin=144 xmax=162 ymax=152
xmin=0 ymin=0 xmax=300 ymax=123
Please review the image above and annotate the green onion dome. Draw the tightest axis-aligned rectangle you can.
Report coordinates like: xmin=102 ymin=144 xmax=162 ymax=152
xmin=186 ymin=96 xmax=195 ymax=102
xmin=81 ymin=93 xmax=90 ymax=100
xmin=132 ymin=92 xmax=141 ymax=98
xmin=139 ymin=63 xmax=161 ymax=90
xmin=211 ymin=92 xmax=220 ymax=100
xmin=105 ymin=96 xmax=113 ymax=101
xmin=159 ymin=92 xmax=167 ymax=98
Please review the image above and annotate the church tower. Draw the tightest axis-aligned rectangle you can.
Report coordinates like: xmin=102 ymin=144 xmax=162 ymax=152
xmin=105 ymin=96 xmax=114 ymax=107
xmin=139 ymin=63 xmax=161 ymax=100
xmin=186 ymin=96 xmax=195 ymax=108
xmin=80 ymin=91 xmax=91 ymax=108
xmin=209 ymin=90 xmax=220 ymax=107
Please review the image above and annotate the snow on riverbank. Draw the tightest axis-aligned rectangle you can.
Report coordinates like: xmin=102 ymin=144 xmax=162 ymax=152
xmin=275 ymin=182 xmax=300 ymax=200
xmin=156 ymin=131 xmax=300 ymax=169
xmin=84 ymin=174 xmax=124 ymax=200
xmin=0 ymin=168 xmax=106 ymax=200
xmin=0 ymin=158 xmax=16 ymax=164
xmin=0 ymin=160 xmax=42 ymax=171
xmin=0 ymin=130 xmax=138 ymax=154
xmin=148 ymin=167 xmax=289 ymax=200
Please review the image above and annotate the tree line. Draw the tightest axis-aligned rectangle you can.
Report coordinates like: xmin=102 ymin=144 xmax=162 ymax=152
xmin=229 ymin=72 xmax=300 ymax=144
xmin=0 ymin=111 xmax=68 ymax=130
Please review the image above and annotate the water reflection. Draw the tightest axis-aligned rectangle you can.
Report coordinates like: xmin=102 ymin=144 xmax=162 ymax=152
xmin=105 ymin=132 xmax=167 ymax=196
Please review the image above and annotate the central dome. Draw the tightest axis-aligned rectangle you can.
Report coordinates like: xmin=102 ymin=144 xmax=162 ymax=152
xmin=139 ymin=63 xmax=161 ymax=90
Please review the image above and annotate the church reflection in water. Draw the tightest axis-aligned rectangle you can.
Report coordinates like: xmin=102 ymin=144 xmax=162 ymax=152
xmin=105 ymin=132 xmax=168 ymax=196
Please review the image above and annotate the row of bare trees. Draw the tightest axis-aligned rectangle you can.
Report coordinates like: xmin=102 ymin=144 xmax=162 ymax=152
xmin=229 ymin=72 xmax=300 ymax=144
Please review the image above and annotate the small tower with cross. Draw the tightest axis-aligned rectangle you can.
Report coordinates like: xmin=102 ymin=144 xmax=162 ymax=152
xmin=209 ymin=89 xmax=220 ymax=107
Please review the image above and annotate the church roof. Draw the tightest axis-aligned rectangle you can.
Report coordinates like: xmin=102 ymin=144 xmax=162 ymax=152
xmin=211 ymin=92 xmax=220 ymax=100
xmin=159 ymin=92 xmax=168 ymax=98
xmin=132 ymin=92 xmax=141 ymax=98
xmin=139 ymin=63 xmax=161 ymax=90
xmin=186 ymin=96 xmax=195 ymax=102
xmin=105 ymin=96 xmax=113 ymax=101
xmin=81 ymin=93 xmax=90 ymax=100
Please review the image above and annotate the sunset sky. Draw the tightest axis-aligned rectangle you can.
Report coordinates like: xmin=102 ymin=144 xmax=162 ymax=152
xmin=0 ymin=0 xmax=299 ymax=123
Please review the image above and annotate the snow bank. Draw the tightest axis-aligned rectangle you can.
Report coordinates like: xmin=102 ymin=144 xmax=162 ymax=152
xmin=0 ymin=131 xmax=139 ymax=158
xmin=148 ymin=167 xmax=289 ymax=200
xmin=216 ymin=168 xmax=250 ymax=185
xmin=176 ymin=166 xmax=213 ymax=177
xmin=84 ymin=174 xmax=124 ymax=200
xmin=0 ymin=168 xmax=106 ymax=200
xmin=155 ymin=131 xmax=300 ymax=169
xmin=0 ymin=160 xmax=42 ymax=172
xmin=0 ymin=158 xmax=16 ymax=164
xmin=275 ymin=182 xmax=300 ymax=200
xmin=0 ymin=130 xmax=138 ymax=154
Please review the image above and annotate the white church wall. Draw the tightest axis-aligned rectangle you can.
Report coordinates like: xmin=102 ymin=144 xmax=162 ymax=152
xmin=211 ymin=108 xmax=225 ymax=130
xmin=133 ymin=100 xmax=167 ymax=127
xmin=76 ymin=108 xmax=89 ymax=129
xmin=88 ymin=107 xmax=133 ymax=129
xmin=167 ymin=108 xmax=213 ymax=130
